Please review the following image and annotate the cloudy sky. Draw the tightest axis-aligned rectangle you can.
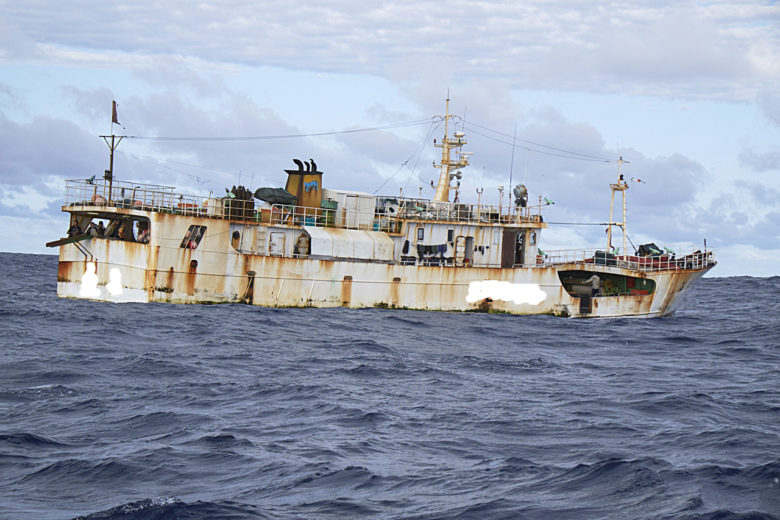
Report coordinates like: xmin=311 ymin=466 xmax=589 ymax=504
xmin=1 ymin=0 xmax=778 ymax=276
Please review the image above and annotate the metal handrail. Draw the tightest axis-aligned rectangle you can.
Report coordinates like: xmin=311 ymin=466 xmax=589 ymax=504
xmin=384 ymin=198 xmax=544 ymax=224
xmin=538 ymin=248 xmax=716 ymax=272
xmin=63 ymin=180 xmax=714 ymax=272
xmin=267 ymin=200 xmax=544 ymax=230
xmin=64 ymin=179 xmax=545 ymax=227
xmin=65 ymin=179 xmax=234 ymax=218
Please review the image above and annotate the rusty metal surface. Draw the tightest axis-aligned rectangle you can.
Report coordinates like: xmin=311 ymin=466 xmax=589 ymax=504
xmin=55 ymin=208 xmax=713 ymax=317
xmin=56 ymin=234 xmax=713 ymax=317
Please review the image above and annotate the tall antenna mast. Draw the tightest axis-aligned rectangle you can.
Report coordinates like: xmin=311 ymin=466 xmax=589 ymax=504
xmin=432 ymin=98 xmax=470 ymax=202
xmin=607 ymin=156 xmax=630 ymax=257
xmin=100 ymin=134 xmax=124 ymax=205
xmin=508 ymin=123 xmax=517 ymax=214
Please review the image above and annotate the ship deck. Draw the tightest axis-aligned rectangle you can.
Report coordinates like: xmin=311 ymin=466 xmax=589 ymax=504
xmin=64 ymin=179 xmax=545 ymax=230
xmin=63 ymin=178 xmax=714 ymax=274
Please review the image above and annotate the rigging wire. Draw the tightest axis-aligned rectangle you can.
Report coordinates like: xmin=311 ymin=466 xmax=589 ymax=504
xmin=119 ymin=110 xmax=620 ymax=205
xmin=542 ymin=222 xmax=638 ymax=253
xmin=128 ymin=153 xmax=242 ymax=189
xmin=132 ymin=153 xmax=229 ymax=175
xmin=458 ymin=118 xmax=614 ymax=163
xmin=122 ymin=113 xmax=611 ymax=167
xmin=402 ymin=119 xmax=444 ymax=197
xmin=126 ymin=118 xmax=437 ymax=141
xmin=465 ymin=126 xmax=613 ymax=163
xmin=464 ymin=118 xmax=613 ymax=161
xmin=372 ymin=118 xmax=443 ymax=195
xmin=545 ymin=221 xmax=610 ymax=226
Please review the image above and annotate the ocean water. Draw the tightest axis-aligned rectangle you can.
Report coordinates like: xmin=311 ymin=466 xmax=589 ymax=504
xmin=1 ymin=251 xmax=778 ymax=520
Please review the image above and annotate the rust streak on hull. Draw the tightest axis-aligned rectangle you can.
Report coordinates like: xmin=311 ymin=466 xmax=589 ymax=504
xmin=341 ymin=275 xmax=353 ymax=307
xmin=55 ymin=237 xmax=713 ymax=317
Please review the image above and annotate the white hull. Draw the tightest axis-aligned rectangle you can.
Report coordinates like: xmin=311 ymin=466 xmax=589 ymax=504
xmin=56 ymin=231 xmax=711 ymax=318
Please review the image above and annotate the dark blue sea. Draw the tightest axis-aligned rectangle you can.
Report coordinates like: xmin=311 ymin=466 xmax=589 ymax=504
xmin=1 ymin=252 xmax=778 ymax=520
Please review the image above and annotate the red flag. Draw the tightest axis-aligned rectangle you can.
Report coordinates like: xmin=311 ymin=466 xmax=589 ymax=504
xmin=112 ymin=100 xmax=119 ymax=125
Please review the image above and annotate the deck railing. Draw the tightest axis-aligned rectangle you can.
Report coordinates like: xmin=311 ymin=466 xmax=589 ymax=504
xmin=267 ymin=199 xmax=544 ymax=230
xmin=383 ymin=197 xmax=544 ymax=224
xmin=64 ymin=180 xmax=714 ymax=272
xmin=539 ymin=248 xmax=716 ymax=272
xmin=65 ymin=179 xmax=213 ymax=216
xmin=65 ymin=179 xmax=545 ymax=227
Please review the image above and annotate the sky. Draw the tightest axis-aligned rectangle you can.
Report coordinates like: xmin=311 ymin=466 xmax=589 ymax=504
xmin=1 ymin=0 xmax=778 ymax=277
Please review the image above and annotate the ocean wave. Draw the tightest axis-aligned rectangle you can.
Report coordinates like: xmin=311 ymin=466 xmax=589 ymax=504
xmin=71 ymin=497 xmax=270 ymax=520
xmin=186 ymin=432 xmax=257 ymax=450
xmin=17 ymin=458 xmax=141 ymax=486
xmin=0 ymin=432 xmax=70 ymax=450
xmin=1 ymin=254 xmax=778 ymax=520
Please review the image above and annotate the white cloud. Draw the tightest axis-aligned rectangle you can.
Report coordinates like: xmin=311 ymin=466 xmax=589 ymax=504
xmin=757 ymin=91 xmax=780 ymax=127
xmin=739 ymin=147 xmax=780 ymax=172
xmin=1 ymin=0 xmax=779 ymax=276
xmin=2 ymin=1 xmax=778 ymax=99
xmin=0 ymin=113 xmax=104 ymax=188
xmin=713 ymin=243 xmax=780 ymax=277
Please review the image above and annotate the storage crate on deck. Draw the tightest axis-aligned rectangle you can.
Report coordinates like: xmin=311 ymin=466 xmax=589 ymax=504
xmin=321 ymin=188 xmax=375 ymax=230
xmin=321 ymin=198 xmax=338 ymax=226
xmin=595 ymin=251 xmax=617 ymax=266
xmin=225 ymin=199 xmax=255 ymax=220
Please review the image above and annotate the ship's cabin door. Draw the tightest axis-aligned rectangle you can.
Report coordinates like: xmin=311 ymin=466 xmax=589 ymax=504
xmin=501 ymin=229 xmax=517 ymax=268
xmin=501 ymin=229 xmax=527 ymax=267
xmin=454 ymin=236 xmax=474 ymax=266
xmin=345 ymin=195 xmax=360 ymax=228
xmin=269 ymin=232 xmax=286 ymax=256
xmin=230 ymin=223 xmax=253 ymax=253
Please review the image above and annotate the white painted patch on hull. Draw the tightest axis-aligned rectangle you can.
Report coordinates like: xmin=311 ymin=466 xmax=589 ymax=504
xmin=106 ymin=268 xmax=123 ymax=296
xmin=60 ymin=282 xmax=147 ymax=303
xmin=79 ymin=262 xmax=100 ymax=298
xmin=466 ymin=280 xmax=547 ymax=305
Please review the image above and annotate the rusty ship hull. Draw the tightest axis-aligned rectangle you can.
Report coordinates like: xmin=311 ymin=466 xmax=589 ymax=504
xmin=51 ymin=100 xmax=715 ymax=317
xmin=53 ymin=204 xmax=714 ymax=318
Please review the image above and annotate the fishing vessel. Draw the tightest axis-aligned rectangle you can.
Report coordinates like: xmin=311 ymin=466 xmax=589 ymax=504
xmin=48 ymin=101 xmax=715 ymax=317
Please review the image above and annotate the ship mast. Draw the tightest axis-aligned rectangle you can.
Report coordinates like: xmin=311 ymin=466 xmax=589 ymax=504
xmin=100 ymin=101 xmax=125 ymax=204
xmin=433 ymin=98 xmax=470 ymax=202
xmin=100 ymin=134 xmax=124 ymax=204
xmin=607 ymin=156 xmax=629 ymax=257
